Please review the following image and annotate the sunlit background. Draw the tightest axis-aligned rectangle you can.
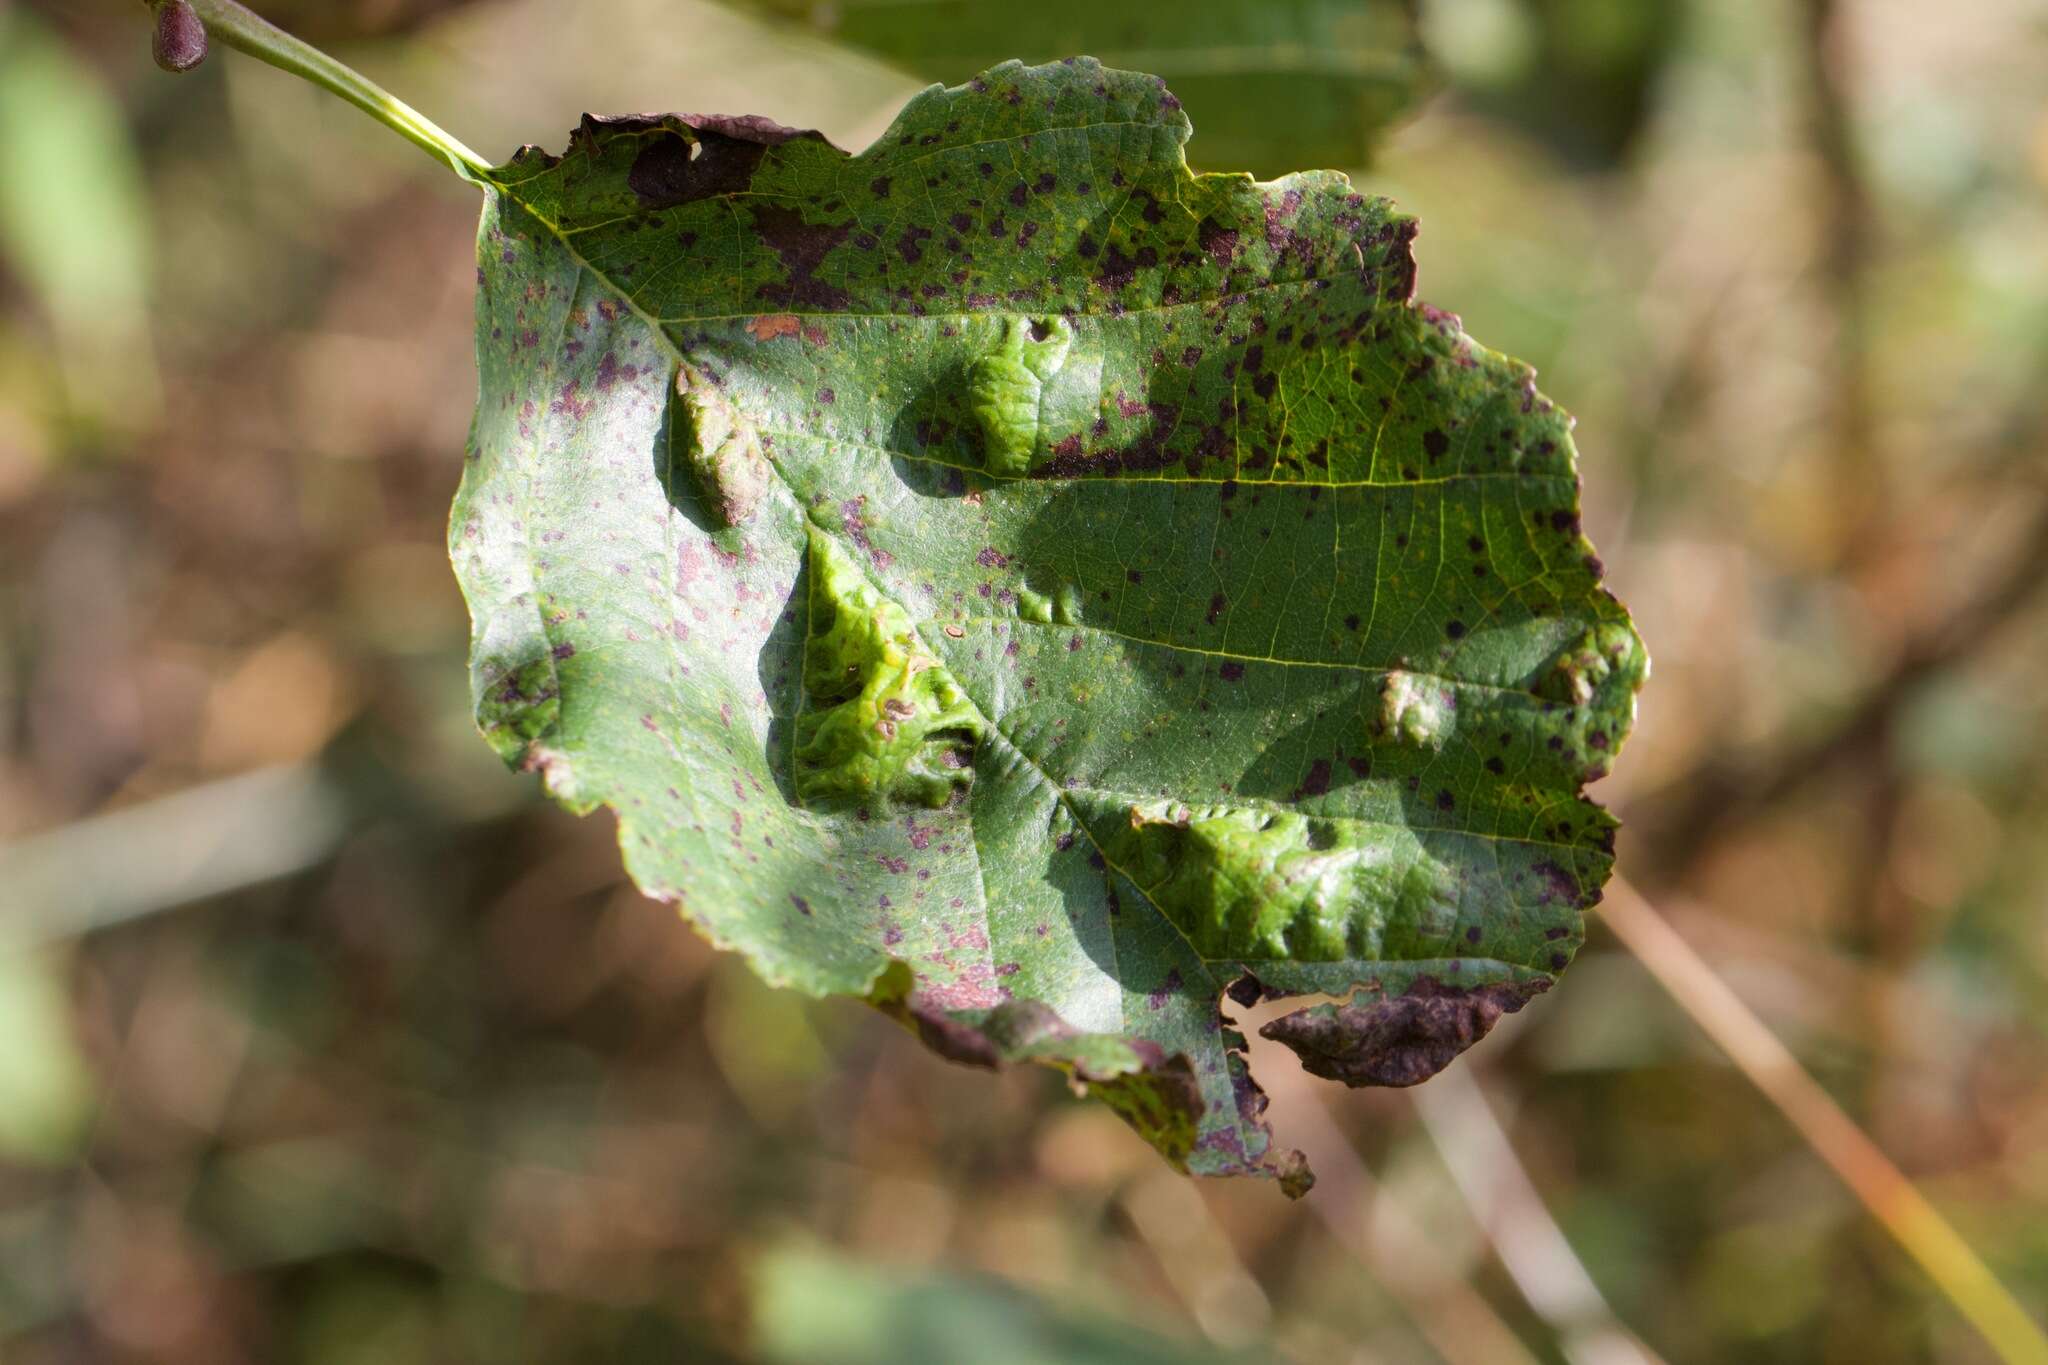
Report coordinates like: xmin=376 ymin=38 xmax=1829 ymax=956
xmin=2 ymin=1 xmax=2046 ymax=1361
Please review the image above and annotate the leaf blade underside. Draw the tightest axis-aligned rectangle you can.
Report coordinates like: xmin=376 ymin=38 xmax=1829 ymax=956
xmin=451 ymin=59 xmax=1646 ymax=1192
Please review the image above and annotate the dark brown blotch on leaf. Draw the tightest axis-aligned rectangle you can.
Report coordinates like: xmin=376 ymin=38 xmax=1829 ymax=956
xmin=1261 ymin=976 xmax=1549 ymax=1088
xmin=904 ymin=1007 xmax=1004 ymax=1068
xmin=1225 ymin=973 xmax=1270 ymax=1009
xmin=1198 ymin=218 xmax=1240 ymax=269
xmin=750 ymin=205 xmax=851 ymax=311
xmin=620 ymin=114 xmax=825 ymax=211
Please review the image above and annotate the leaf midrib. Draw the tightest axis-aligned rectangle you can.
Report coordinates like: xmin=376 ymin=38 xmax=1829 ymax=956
xmin=752 ymin=421 xmax=1560 ymax=492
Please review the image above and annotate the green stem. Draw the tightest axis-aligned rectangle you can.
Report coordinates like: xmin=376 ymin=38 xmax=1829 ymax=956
xmin=162 ymin=0 xmax=490 ymax=183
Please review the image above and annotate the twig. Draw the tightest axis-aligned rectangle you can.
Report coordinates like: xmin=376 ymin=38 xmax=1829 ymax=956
xmin=1796 ymin=0 xmax=1882 ymax=558
xmin=1598 ymin=874 xmax=2048 ymax=1365
xmin=1631 ymin=492 xmax=2048 ymax=875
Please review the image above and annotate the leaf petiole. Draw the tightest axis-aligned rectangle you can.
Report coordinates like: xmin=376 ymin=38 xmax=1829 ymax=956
xmin=144 ymin=0 xmax=490 ymax=183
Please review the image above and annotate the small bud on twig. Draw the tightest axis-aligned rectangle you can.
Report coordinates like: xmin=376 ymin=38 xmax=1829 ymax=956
xmin=152 ymin=0 xmax=209 ymax=74
xmin=132 ymin=0 xmax=487 ymax=177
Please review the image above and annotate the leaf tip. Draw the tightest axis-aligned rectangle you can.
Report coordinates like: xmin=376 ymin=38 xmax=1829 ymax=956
xmin=1261 ymin=977 xmax=1550 ymax=1089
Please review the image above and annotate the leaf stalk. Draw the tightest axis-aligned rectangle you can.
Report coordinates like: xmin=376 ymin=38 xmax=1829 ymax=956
xmin=143 ymin=0 xmax=489 ymax=182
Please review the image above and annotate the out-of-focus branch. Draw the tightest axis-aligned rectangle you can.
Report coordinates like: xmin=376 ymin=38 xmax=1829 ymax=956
xmin=1599 ymin=875 xmax=2048 ymax=1365
xmin=1797 ymin=0 xmax=1882 ymax=558
xmin=1629 ymin=491 xmax=2048 ymax=877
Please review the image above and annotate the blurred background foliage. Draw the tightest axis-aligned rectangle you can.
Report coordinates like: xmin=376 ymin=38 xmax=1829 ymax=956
xmin=1 ymin=0 xmax=2046 ymax=1361
xmin=741 ymin=0 xmax=1434 ymax=176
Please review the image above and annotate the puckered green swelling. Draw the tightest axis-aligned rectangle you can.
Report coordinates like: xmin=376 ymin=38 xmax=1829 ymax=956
xmin=451 ymin=59 xmax=1646 ymax=1193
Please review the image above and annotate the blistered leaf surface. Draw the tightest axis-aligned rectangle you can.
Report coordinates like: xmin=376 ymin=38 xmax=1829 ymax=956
xmin=452 ymin=59 xmax=1645 ymax=1190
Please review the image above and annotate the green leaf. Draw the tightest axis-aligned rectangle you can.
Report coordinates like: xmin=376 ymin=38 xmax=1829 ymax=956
xmin=0 ymin=9 xmax=159 ymax=419
xmin=754 ymin=1243 xmax=1265 ymax=1365
xmin=451 ymin=58 xmax=1645 ymax=1192
xmin=0 ymin=949 xmax=94 ymax=1165
xmin=1423 ymin=0 xmax=1683 ymax=170
xmin=734 ymin=0 xmax=1434 ymax=175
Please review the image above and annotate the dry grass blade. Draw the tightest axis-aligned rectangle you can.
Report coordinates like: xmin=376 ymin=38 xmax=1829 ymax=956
xmin=0 ymin=764 xmax=349 ymax=945
xmin=1410 ymin=1067 xmax=1666 ymax=1365
xmin=1239 ymin=1028 xmax=1547 ymax=1365
xmin=1599 ymin=875 xmax=2048 ymax=1365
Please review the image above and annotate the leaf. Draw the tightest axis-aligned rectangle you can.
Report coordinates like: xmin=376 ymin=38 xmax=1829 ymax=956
xmin=733 ymin=0 xmax=1434 ymax=175
xmin=0 ymin=949 xmax=95 ymax=1165
xmin=0 ymin=8 xmax=160 ymax=419
xmin=450 ymin=58 xmax=1646 ymax=1192
xmin=754 ymin=1243 xmax=1265 ymax=1365
xmin=1429 ymin=0 xmax=1684 ymax=170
